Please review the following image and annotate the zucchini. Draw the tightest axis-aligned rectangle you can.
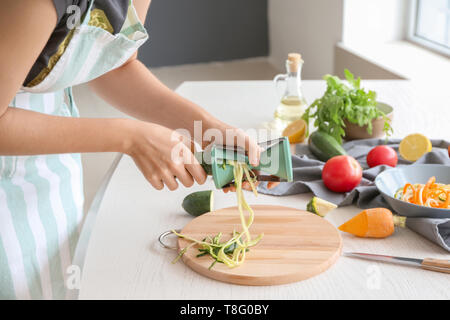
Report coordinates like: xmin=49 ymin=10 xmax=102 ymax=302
xmin=306 ymin=196 xmax=337 ymax=217
xmin=182 ymin=190 xmax=214 ymax=217
xmin=394 ymin=187 xmax=403 ymax=199
xmin=308 ymin=130 xmax=347 ymax=162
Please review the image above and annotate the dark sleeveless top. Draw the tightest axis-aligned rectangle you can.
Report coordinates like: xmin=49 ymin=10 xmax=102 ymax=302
xmin=24 ymin=0 xmax=129 ymax=86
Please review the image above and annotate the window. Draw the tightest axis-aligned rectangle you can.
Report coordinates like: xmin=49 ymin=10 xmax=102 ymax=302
xmin=408 ymin=0 xmax=450 ymax=56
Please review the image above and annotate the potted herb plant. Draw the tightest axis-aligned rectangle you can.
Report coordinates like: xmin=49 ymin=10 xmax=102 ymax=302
xmin=302 ymin=69 xmax=393 ymax=144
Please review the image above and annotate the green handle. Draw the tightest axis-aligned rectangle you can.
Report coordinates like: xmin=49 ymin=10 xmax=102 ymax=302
xmin=194 ymin=137 xmax=293 ymax=189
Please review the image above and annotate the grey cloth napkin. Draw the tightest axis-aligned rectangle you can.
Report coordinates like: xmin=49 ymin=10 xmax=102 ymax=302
xmin=258 ymin=138 xmax=450 ymax=251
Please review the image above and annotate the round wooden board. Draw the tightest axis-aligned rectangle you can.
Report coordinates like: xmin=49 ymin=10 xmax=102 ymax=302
xmin=178 ymin=205 xmax=342 ymax=286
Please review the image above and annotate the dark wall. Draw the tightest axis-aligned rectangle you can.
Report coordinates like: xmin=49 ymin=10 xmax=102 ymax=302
xmin=138 ymin=0 xmax=269 ymax=67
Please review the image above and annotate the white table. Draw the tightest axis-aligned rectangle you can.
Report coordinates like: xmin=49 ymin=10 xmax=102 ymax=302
xmin=78 ymin=80 xmax=450 ymax=299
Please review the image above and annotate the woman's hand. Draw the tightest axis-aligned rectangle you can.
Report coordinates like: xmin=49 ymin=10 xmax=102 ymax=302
xmin=124 ymin=120 xmax=207 ymax=190
xmin=203 ymin=122 xmax=280 ymax=192
xmin=203 ymin=125 xmax=262 ymax=167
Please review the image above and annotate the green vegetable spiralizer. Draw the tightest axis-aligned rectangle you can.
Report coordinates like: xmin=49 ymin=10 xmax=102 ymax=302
xmin=196 ymin=137 xmax=294 ymax=189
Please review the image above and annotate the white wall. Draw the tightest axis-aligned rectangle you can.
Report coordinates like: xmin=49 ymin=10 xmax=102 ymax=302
xmin=335 ymin=0 xmax=418 ymax=80
xmin=342 ymin=0 xmax=409 ymax=46
xmin=268 ymin=0 xmax=344 ymax=79
xmin=334 ymin=43 xmax=405 ymax=79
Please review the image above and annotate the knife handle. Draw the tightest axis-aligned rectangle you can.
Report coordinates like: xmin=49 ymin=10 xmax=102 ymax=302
xmin=421 ymin=258 xmax=450 ymax=274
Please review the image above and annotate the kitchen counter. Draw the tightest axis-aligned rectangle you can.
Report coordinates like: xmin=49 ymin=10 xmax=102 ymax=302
xmin=77 ymin=80 xmax=450 ymax=299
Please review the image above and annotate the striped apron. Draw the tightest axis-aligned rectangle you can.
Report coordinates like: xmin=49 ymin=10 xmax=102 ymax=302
xmin=0 ymin=0 xmax=148 ymax=299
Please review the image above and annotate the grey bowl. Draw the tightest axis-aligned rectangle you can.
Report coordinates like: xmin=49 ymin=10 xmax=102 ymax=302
xmin=375 ymin=164 xmax=450 ymax=218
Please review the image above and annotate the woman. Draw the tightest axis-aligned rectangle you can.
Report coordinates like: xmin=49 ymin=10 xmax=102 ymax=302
xmin=0 ymin=0 xmax=261 ymax=299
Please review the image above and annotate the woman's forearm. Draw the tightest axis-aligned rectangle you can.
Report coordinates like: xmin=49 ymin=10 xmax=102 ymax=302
xmin=0 ymin=107 xmax=133 ymax=156
xmin=88 ymin=59 xmax=228 ymax=142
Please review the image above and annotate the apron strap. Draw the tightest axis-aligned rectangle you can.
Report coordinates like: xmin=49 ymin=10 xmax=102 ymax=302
xmin=64 ymin=87 xmax=80 ymax=117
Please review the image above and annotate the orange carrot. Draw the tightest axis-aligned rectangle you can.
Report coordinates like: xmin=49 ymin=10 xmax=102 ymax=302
xmin=422 ymin=177 xmax=435 ymax=203
xmin=414 ymin=185 xmax=421 ymax=204
xmin=400 ymin=177 xmax=449 ymax=208
xmin=338 ymin=208 xmax=406 ymax=238
xmin=403 ymin=183 xmax=415 ymax=203
xmin=403 ymin=183 xmax=414 ymax=195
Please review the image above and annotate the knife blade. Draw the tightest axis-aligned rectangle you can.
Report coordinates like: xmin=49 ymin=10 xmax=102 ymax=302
xmin=221 ymin=175 xmax=286 ymax=189
xmin=344 ymin=252 xmax=450 ymax=274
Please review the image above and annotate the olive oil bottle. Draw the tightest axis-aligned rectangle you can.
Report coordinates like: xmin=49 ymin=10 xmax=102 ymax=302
xmin=270 ymin=53 xmax=307 ymax=132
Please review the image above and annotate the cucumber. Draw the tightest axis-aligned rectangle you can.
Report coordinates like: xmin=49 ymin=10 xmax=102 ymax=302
xmin=182 ymin=190 xmax=214 ymax=217
xmin=306 ymin=196 xmax=337 ymax=217
xmin=394 ymin=187 xmax=403 ymax=199
xmin=308 ymin=131 xmax=347 ymax=162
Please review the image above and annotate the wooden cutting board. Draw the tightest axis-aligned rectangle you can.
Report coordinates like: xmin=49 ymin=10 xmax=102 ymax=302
xmin=178 ymin=205 xmax=342 ymax=286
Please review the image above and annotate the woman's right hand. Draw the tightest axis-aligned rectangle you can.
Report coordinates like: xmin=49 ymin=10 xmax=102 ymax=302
xmin=123 ymin=120 xmax=207 ymax=190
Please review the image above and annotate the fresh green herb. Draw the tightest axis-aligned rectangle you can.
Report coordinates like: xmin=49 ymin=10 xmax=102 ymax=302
xmin=302 ymin=69 xmax=393 ymax=144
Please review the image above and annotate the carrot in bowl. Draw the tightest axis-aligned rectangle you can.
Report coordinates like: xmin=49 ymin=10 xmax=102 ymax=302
xmin=338 ymin=208 xmax=406 ymax=238
xmin=396 ymin=176 xmax=450 ymax=209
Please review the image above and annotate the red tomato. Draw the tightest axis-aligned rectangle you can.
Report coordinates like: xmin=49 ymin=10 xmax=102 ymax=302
xmin=322 ymin=155 xmax=362 ymax=192
xmin=366 ymin=145 xmax=398 ymax=168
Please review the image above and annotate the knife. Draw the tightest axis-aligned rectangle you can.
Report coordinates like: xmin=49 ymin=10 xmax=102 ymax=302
xmin=221 ymin=175 xmax=286 ymax=189
xmin=344 ymin=252 xmax=450 ymax=274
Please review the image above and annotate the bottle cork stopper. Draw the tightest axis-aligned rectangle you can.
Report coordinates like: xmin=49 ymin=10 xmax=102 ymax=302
xmin=287 ymin=53 xmax=303 ymax=72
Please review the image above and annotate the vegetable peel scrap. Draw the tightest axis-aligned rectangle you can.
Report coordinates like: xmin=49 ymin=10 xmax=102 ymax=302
xmin=172 ymin=161 xmax=264 ymax=269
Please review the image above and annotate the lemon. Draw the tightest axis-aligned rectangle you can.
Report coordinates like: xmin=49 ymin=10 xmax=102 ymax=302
xmin=282 ymin=119 xmax=307 ymax=144
xmin=399 ymin=133 xmax=432 ymax=161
